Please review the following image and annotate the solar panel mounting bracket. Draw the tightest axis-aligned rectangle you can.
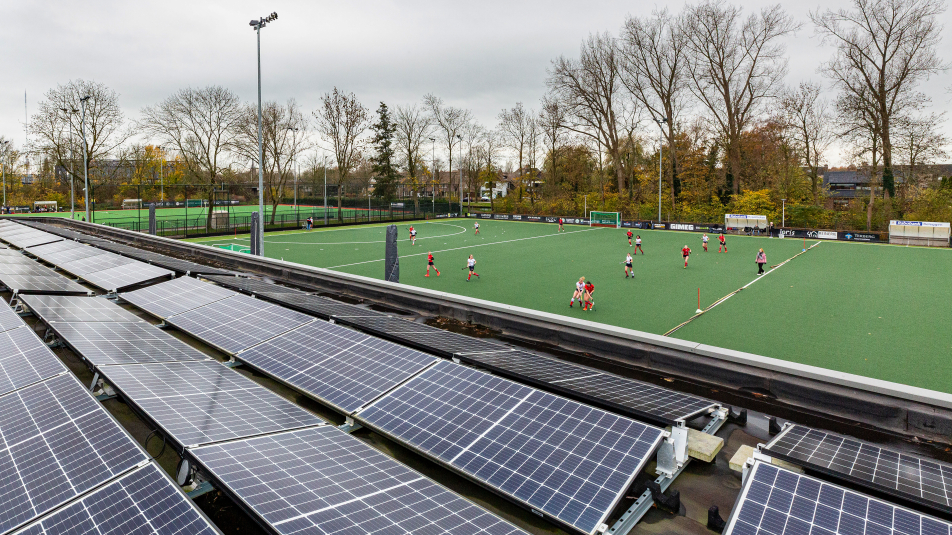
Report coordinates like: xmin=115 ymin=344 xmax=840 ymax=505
xmin=338 ymin=416 xmax=363 ymax=434
xmin=222 ymin=357 xmax=243 ymax=368
xmin=656 ymin=426 xmax=689 ymax=477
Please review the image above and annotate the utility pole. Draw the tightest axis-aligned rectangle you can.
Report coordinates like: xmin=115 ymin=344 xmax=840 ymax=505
xmin=323 ymin=153 xmax=328 ymax=226
xmin=429 ymin=137 xmax=436 ymax=213
xmin=654 ymin=116 xmax=668 ymax=222
xmin=80 ymin=95 xmax=91 ymax=222
xmin=1 ymin=140 xmax=9 ymax=213
xmin=60 ymin=108 xmax=78 ymax=218
xmin=250 ymin=11 xmax=278 ymax=255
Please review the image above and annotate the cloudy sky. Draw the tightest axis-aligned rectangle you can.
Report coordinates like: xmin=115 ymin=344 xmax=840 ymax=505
xmin=3 ymin=0 xmax=951 ymax=166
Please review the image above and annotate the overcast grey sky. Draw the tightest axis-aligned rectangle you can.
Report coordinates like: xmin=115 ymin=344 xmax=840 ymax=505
xmin=3 ymin=0 xmax=951 ymax=166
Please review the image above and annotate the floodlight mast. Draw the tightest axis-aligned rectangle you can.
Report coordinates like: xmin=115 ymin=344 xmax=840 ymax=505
xmin=80 ymin=95 xmax=91 ymax=222
xmin=250 ymin=11 xmax=278 ymax=256
xmin=654 ymin=116 xmax=667 ymax=222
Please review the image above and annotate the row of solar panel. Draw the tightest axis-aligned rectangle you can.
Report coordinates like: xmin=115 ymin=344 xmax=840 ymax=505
xmin=14 ymin=289 xmax=533 ymax=535
xmin=0 ymin=223 xmax=91 ymax=295
xmin=121 ymin=275 xmax=666 ymax=535
xmin=0 ymin=297 xmax=220 ymax=535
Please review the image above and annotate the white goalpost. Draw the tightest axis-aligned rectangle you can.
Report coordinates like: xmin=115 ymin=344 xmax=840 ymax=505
xmin=590 ymin=211 xmax=621 ymax=228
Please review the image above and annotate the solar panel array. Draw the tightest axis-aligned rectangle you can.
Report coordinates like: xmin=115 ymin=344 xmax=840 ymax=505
xmin=0 ymin=326 xmax=69 ymax=397
xmin=165 ymin=294 xmax=315 ymax=354
xmin=258 ymin=292 xmax=387 ymax=320
xmin=19 ymin=294 xmax=143 ymax=323
xmin=122 ymin=275 xmax=236 ymax=319
xmin=89 ymin=241 xmax=234 ymax=276
xmin=189 ymin=426 xmax=529 ymax=535
xmin=0 ymin=273 xmax=90 ymax=295
xmin=335 ymin=315 xmax=510 ymax=356
xmin=10 ymin=463 xmax=220 ymax=535
xmin=78 ymin=262 xmax=174 ymax=292
xmin=58 ymin=252 xmax=136 ymax=275
xmin=358 ymin=360 xmax=665 ymax=535
xmin=0 ymin=228 xmax=62 ymax=249
xmin=0 ymin=303 xmax=23 ymax=334
xmin=98 ymin=360 xmax=324 ymax=449
xmin=457 ymin=350 xmax=716 ymax=425
xmin=236 ymin=320 xmax=437 ymax=414
xmin=202 ymin=274 xmax=305 ymax=295
xmin=764 ymin=424 xmax=952 ymax=515
xmin=0 ymin=373 xmax=149 ymax=534
xmin=48 ymin=322 xmax=211 ymax=367
xmin=724 ymin=461 xmax=952 ymax=535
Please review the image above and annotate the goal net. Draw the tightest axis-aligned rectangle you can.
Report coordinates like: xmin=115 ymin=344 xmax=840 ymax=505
xmin=590 ymin=211 xmax=621 ymax=228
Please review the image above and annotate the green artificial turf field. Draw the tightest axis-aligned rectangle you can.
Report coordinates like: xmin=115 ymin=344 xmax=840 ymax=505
xmin=185 ymin=219 xmax=952 ymax=393
xmin=16 ymin=204 xmax=375 ymax=225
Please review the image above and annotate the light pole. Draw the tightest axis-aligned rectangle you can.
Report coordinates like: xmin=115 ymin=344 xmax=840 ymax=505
xmin=80 ymin=95 xmax=91 ymax=222
xmin=323 ymin=153 xmax=328 ymax=226
xmin=781 ymin=198 xmax=786 ymax=228
xmin=456 ymin=134 xmax=463 ymax=215
xmin=0 ymin=140 xmax=9 ymax=213
xmin=654 ymin=116 xmax=667 ymax=222
xmin=250 ymin=11 xmax=278 ymax=255
xmin=287 ymin=127 xmax=299 ymax=208
xmin=429 ymin=137 xmax=436 ymax=213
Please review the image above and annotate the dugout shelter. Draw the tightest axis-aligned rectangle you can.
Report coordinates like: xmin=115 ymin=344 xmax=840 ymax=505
xmin=724 ymin=214 xmax=767 ymax=234
xmin=888 ymin=220 xmax=951 ymax=247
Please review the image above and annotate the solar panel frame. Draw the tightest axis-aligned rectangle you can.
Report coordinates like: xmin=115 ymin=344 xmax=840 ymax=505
xmin=165 ymin=294 xmax=315 ymax=354
xmin=121 ymin=276 xmax=237 ymax=319
xmin=723 ymin=460 xmax=952 ymax=535
xmin=23 ymin=240 xmax=85 ymax=255
xmin=357 ymin=360 xmax=665 ymax=535
xmin=334 ymin=316 xmax=510 ymax=356
xmin=0 ymin=263 xmax=60 ymax=276
xmin=79 ymin=262 xmax=174 ymax=291
xmin=764 ymin=423 xmax=952 ymax=516
xmin=18 ymin=294 xmax=144 ymax=323
xmin=46 ymin=322 xmax=212 ymax=368
xmin=188 ymin=426 xmax=528 ymax=535
xmin=0 ymin=274 xmax=91 ymax=295
xmin=0 ymin=373 xmax=149 ymax=535
xmin=201 ymin=274 xmax=305 ymax=295
xmin=97 ymin=360 xmax=324 ymax=450
xmin=9 ymin=462 xmax=222 ymax=535
xmin=0 ymin=326 xmax=69 ymax=397
xmin=257 ymin=292 xmax=386 ymax=320
xmin=2 ymin=233 xmax=63 ymax=249
xmin=457 ymin=350 xmax=717 ymax=426
xmin=0 ymin=303 xmax=24 ymax=334
xmin=57 ymin=252 xmax=137 ymax=276
xmin=235 ymin=319 xmax=438 ymax=414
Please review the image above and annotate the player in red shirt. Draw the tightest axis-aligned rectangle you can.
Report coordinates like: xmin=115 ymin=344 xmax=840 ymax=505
xmin=682 ymin=245 xmax=691 ymax=268
xmin=558 ymin=218 xmax=564 ymax=232
xmin=626 ymin=229 xmax=633 ymax=246
xmin=718 ymin=233 xmax=727 ymax=253
xmin=583 ymin=281 xmax=595 ymax=311
xmin=425 ymin=251 xmax=440 ymax=277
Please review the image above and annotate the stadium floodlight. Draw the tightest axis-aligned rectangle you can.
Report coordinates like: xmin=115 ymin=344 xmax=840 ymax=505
xmin=781 ymin=198 xmax=786 ymax=228
xmin=654 ymin=116 xmax=668 ymax=222
xmin=456 ymin=134 xmax=463 ymax=214
xmin=0 ymin=140 xmax=9 ymax=213
xmin=250 ymin=11 xmax=278 ymax=256
xmin=429 ymin=137 xmax=436 ymax=212
xmin=60 ymin=108 xmax=79 ymax=218
xmin=80 ymin=95 xmax=91 ymax=223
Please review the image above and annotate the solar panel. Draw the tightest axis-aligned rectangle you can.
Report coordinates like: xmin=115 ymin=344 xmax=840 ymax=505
xmin=333 ymin=316 xmax=510 ymax=356
xmin=258 ymin=292 xmax=386 ymax=320
xmin=0 ymin=326 xmax=68 ymax=396
xmin=2 ymin=233 xmax=62 ymax=249
xmin=10 ymin=462 xmax=220 ymax=535
xmin=0 ymin=303 xmax=23 ymax=334
xmin=334 ymin=315 xmax=438 ymax=333
xmin=23 ymin=240 xmax=84 ymax=255
xmin=0 ymin=249 xmax=27 ymax=257
xmin=19 ymin=294 xmax=144 ymax=323
xmin=358 ymin=360 xmax=664 ymax=535
xmin=47 ymin=322 xmax=211 ymax=367
xmin=165 ymin=294 xmax=315 ymax=354
xmin=0 ymin=373 xmax=148 ymax=534
xmin=189 ymin=426 xmax=528 ymax=535
xmin=236 ymin=320 xmax=437 ymax=414
xmin=458 ymin=350 xmax=716 ymax=426
xmin=57 ymin=252 xmax=137 ymax=275
xmin=122 ymin=276 xmax=237 ymax=319
xmin=98 ymin=360 xmax=324 ymax=449
xmin=724 ymin=460 xmax=952 ymax=535
xmin=79 ymin=263 xmax=173 ymax=291
xmin=30 ymin=245 xmax=105 ymax=265
xmin=202 ymin=274 xmax=305 ymax=295
xmin=0 ymin=263 xmax=59 ymax=276
xmin=0 ymin=274 xmax=90 ymax=295
xmin=764 ymin=424 xmax=952 ymax=516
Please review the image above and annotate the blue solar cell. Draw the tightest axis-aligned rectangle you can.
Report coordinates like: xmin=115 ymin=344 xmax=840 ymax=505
xmin=0 ymin=326 xmax=68 ymax=397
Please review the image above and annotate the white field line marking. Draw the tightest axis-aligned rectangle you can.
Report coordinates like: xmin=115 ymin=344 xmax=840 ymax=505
xmin=188 ymin=221 xmax=465 ymax=244
xmin=261 ymin=222 xmax=468 ymax=245
xmin=324 ymin=227 xmax=600 ymax=270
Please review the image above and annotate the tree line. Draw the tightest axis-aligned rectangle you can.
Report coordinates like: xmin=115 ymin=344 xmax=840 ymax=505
xmin=8 ymin=0 xmax=952 ymax=230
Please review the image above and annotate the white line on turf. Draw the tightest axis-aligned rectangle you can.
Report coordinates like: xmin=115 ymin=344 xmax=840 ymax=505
xmin=189 ymin=221 xmax=465 ymax=244
xmin=324 ymin=227 xmax=600 ymax=270
xmin=260 ymin=222 xmax=468 ymax=245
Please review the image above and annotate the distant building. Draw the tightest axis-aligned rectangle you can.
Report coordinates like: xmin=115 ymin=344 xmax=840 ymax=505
xmin=822 ymin=164 xmax=952 ymax=206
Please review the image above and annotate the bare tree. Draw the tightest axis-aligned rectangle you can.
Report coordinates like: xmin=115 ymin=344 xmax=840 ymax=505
xmin=547 ymin=32 xmax=640 ymax=197
xmin=682 ymin=0 xmax=798 ymax=194
xmin=780 ymin=82 xmax=835 ymax=204
xmin=479 ymin=129 xmax=502 ymax=209
xmin=30 ymin=80 xmax=132 ymax=191
xmin=393 ymin=104 xmax=433 ymax=211
xmin=621 ymin=8 xmax=689 ymax=203
xmin=424 ymin=94 xmax=472 ymax=204
xmin=313 ymin=88 xmax=370 ymax=221
xmin=498 ymin=103 xmax=534 ymax=175
xmin=234 ymin=99 xmax=309 ymax=223
xmin=538 ymin=96 xmax=567 ymax=200
xmin=139 ymin=85 xmax=242 ymax=229
xmin=837 ymin=86 xmax=883 ymax=229
xmin=894 ymin=113 xmax=949 ymax=188
xmin=812 ymin=0 xmax=947 ymax=198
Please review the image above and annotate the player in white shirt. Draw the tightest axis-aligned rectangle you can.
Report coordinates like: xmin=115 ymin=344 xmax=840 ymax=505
xmin=474 ymin=222 xmax=480 ymax=236
xmin=408 ymin=226 xmax=417 ymax=246
xmin=624 ymin=253 xmax=634 ymax=278
xmin=635 ymin=235 xmax=644 ymax=254
xmin=569 ymin=276 xmax=585 ymax=307
xmin=702 ymin=233 xmax=709 ymax=251
xmin=466 ymin=255 xmax=480 ymax=281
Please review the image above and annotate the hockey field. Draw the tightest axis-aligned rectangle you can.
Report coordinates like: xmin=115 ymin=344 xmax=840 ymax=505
xmin=185 ymin=218 xmax=952 ymax=393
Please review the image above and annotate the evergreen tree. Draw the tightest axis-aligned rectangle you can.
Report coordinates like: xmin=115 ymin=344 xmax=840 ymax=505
xmin=370 ymin=102 xmax=399 ymax=200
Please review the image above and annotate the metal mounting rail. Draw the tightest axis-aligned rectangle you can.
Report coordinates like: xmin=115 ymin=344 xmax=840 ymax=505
xmin=608 ymin=411 xmax=728 ymax=535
